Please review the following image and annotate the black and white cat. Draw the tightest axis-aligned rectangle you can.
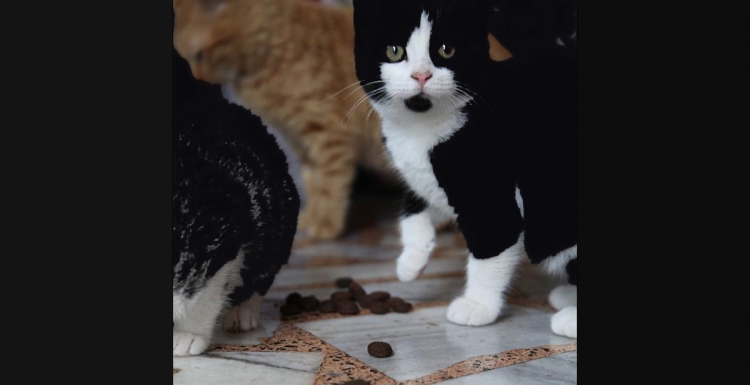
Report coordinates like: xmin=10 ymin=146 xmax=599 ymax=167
xmin=353 ymin=0 xmax=577 ymax=338
xmin=172 ymin=46 xmax=300 ymax=356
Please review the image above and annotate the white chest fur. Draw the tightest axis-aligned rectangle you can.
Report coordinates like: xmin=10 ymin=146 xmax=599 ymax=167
xmin=381 ymin=111 xmax=466 ymax=219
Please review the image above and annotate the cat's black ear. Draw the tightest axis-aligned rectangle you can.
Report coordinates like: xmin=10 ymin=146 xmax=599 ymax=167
xmin=352 ymin=0 xmax=383 ymax=33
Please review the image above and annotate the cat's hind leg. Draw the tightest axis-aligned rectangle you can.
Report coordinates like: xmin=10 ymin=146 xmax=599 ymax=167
xmin=223 ymin=293 xmax=263 ymax=332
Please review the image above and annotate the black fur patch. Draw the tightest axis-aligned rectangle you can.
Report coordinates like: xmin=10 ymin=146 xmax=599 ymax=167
xmin=402 ymin=189 xmax=429 ymax=217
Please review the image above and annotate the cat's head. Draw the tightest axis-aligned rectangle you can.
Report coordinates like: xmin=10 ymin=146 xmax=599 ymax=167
xmin=353 ymin=0 xmax=490 ymax=116
xmin=173 ymin=0 xmax=266 ymax=84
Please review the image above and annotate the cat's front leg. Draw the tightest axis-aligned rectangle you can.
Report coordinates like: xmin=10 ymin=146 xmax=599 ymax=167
xmin=173 ymin=290 xmax=223 ymax=356
xmin=300 ymin=129 xmax=356 ymax=240
xmin=396 ymin=192 xmax=435 ymax=282
xmin=447 ymin=237 xmax=524 ymax=326
xmin=224 ymin=293 xmax=263 ymax=332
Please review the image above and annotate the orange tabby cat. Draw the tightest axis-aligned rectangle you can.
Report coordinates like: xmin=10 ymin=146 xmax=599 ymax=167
xmin=174 ymin=0 xmax=395 ymax=240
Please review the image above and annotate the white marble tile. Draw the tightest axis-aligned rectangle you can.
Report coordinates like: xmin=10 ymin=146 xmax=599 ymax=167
xmin=210 ymin=351 xmax=324 ymax=372
xmin=291 ymin=243 xmax=402 ymax=261
xmin=441 ymin=352 xmax=577 ymax=385
xmin=173 ymin=351 xmax=324 ymax=385
xmin=272 ymin=256 xmax=467 ymax=288
xmin=297 ymin=305 xmax=575 ymax=381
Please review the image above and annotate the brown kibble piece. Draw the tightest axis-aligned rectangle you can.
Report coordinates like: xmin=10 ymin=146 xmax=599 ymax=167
xmin=331 ymin=291 xmax=354 ymax=302
xmin=349 ymin=282 xmax=367 ymax=298
xmin=391 ymin=301 xmax=413 ymax=313
xmin=337 ymin=300 xmax=360 ymax=315
xmin=369 ymin=291 xmax=391 ymax=302
xmin=300 ymin=296 xmax=320 ymax=311
xmin=286 ymin=292 xmax=302 ymax=305
xmin=319 ymin=299 xmax=338 ymax=313
xmin=370 ymin=302 xmax=390 ymax=314
xmin=280 ymin=304 xmax=302 ymax=315
xmin=367 ymin=341 xmax=394 ymax=358
xmin=335 ymin=277 xmax=353 ymax=288
xmin=386 ymin=297 xmax=406 ymax=307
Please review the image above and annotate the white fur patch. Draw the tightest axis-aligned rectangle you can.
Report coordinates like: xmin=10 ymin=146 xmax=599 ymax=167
xmin=541 ymin=245 xmax=577 ymax=276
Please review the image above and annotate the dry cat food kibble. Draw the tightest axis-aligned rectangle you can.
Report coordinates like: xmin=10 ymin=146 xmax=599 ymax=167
xmin=331 ymin=291 xmax=354 ymax=302
xmin=348 ymin=282 xmax=367 ymax=299
xmin=286 ymin=292 xmax=302 ymax=305
xmin=280 ymin=279 xmax=407 ymax=317
xmin=369 ymin=302 xmax=391 ymax=314
xmin=280 ymin=304 xmax=302 ymax=315
xmin=319 ymin=299 xmax=338 ymax=313
xmin=391 ymin=301 xmax=413 ymax=313
xmin=337 ymin=300 xmax=361 ymax=315
xmin=300 ymin=296 xmax=320 ymax=311
xmin=386 ymin=297 xmax=413 ymax=313
xmin=367 ymin=342 xmax=394 ymax=358
xmin=369 ymin=291 xmax=391 ymax=302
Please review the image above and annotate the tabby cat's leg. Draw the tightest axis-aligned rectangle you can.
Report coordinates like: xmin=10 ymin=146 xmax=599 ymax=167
xmin=297 ymin=163 xmax=318 ymax=230
xmin=302 ymin=128 xmax=357 ymax=240
xmin=223 ymin=293 xmax=263 ymax=332
xmin=397 ymin=191 xmax=436 ymax=282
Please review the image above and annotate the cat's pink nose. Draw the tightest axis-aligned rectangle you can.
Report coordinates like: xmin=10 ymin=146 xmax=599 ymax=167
xmin=412 ymin=72 xmax=433 ymax=88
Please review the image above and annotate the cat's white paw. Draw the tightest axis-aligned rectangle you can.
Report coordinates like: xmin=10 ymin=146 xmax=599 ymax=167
xmin=173 ymin=331 xmax=210 ymax=356
xmin=396 ymin=248 xmax=429 ymax=282
xmin=549 ymin=285 xmax=577 ymax=311
xmin=551 ymin=306 xmax=577 ymax=338
xmin=224 ymin=294 xmax=262 ymax=332
xmin=447 ymin=297 xmax=500 ymax=326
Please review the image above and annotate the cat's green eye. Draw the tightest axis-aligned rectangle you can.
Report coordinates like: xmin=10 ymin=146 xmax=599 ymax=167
xmin=438 ymin=44 xmax=456 ymax=59
xmin=386 ymin=45 xmax=405 ymax=62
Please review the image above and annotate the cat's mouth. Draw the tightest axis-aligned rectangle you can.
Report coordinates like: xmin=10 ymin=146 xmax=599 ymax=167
xmin=404 ymin=94 xmax=433 ymax=113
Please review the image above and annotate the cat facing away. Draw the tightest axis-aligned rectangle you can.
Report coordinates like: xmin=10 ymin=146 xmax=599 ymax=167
xmin=173 ymin=0 xmax=397 ymax=241
xmin=173 ymin=46 xmax=300 ymax=356
xmin=352 ymin=0 xmax=577 ymax=338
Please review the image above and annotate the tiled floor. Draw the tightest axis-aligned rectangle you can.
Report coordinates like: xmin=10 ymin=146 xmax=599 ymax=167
xmin=173 ymin=190 xmax=577 ymax=384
